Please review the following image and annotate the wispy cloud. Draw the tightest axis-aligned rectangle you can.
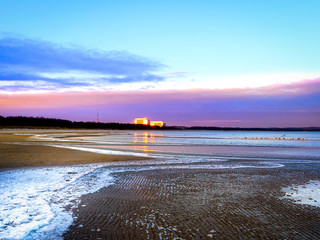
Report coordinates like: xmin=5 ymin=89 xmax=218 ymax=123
xmin=0 ymin=36 xmax=164 ymax=92
xmin=2 ymin=37 xmax=320 ymax=94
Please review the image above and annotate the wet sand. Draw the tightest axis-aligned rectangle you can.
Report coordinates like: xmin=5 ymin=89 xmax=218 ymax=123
xmin=64 ymin=167 xmax=320 ymax=239
xmin=0 ymin=130 xmax=146 ymax=169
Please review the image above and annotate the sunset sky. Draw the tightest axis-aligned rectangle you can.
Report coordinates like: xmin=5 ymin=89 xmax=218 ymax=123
xmin=1 ymin=0 xmax=320 ymax=127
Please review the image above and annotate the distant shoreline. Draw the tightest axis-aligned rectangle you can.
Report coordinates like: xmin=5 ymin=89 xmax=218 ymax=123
xmin=1 ymin=116 xmax=320 ymax=132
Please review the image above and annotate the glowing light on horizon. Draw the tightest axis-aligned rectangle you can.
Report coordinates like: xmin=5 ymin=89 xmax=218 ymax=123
xmin=150 ymin=121 xmax=165 ymax=127
xmin=134 ymin=118 xmax=165 ymax=128
xmin=134 ymin=118 xmax=150 ymax=125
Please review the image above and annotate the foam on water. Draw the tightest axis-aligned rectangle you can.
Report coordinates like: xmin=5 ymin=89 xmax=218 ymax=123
xmin=281 ymin=180 xmax=320 ymax=207
xmin=0 ymin=164 xmax=114 ymax=240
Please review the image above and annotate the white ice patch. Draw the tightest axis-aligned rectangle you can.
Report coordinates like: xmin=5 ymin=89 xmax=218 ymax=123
xmin=13 ymin=133 xmax=34 ymax=136
xmin=125 ymin=161 xmax=284 ymax=172
xmin=281 ymin=180 xmax=320 ymax=208
xmin=49 ymin=144 xmax=149 ymax=157
xmin=0 ymin=164 xmax=114 ymax=240
xmin=142 ymin=154 xmax=284 ymax=169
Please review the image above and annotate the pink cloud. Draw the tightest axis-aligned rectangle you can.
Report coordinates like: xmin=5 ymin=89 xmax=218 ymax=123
xmin=1 ymin=78 xmax=320 ymax=108
xmin=1 ymin=78 xmax=319 ymax=127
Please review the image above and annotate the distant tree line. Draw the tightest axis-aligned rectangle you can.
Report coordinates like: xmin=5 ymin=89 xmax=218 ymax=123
xmin=0 ymin=116 xmax=164 ymax=130
xmin=0 ymin=115 xmax=319 ymax=131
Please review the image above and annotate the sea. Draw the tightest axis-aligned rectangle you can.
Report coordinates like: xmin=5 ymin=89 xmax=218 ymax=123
xmin=0 ymin=130 xmax=319 ymax=239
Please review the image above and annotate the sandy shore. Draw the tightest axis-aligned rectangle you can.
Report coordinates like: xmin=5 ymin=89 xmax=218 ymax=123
xmin=0 ymin=130 xmax=146 ymax=169
xmin=64 ymin=167 xmax=320 ymax=239
xmin=1 ymin=129 xmax=319 ymax=239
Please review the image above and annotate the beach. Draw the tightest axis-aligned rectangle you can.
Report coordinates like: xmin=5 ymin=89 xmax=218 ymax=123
xmin=0 ymin=130 xmax=147 ymax=169
xmin=0 ymin=129 xmax=319 ymax=239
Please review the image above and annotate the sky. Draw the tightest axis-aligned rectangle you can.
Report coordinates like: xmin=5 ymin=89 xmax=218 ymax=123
xmin=0 ymin=0 xmax=319 ymax=127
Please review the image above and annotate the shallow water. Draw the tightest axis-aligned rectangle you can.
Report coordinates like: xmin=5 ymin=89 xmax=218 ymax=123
xmin=75 ymin=130 xmax=319 ymax=145
xmin=60 ymin=130 xmax=320 ymax=159
xmin=1 ymin=130 xmax=320 ymax=239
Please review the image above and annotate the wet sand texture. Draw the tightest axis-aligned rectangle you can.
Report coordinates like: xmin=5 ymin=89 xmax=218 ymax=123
xmin=64 ymin=168 xmax=320 ymax=239
xmin=0 ymin=132 xmax=145 ymax=169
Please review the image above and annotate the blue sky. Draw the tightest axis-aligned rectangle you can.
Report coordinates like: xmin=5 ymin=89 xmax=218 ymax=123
xmin=0 ymin=0 xmax=320 ymax=126
xmin=2 ymin=0 xmax=320 ymax=76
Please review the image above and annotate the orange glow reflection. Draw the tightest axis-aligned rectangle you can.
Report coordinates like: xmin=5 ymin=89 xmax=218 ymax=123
xmin=133 ymin=145 xmax=156 ymax=152
xmin=133 ymin=132 xmax=161 ymax=144
xmin=132 ymin=132 xmax=163 ymax=152
xmin=134 ymin=132 xmax=137 ymax=143
xmin=143 ymin=132 xmax=148 ymax=143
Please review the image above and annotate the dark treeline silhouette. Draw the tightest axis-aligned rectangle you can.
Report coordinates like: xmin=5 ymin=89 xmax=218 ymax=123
xmin=0 ymin=115 xmax=319 ymax=131
xmin=0 ymin=116 xmax=165 ymax=130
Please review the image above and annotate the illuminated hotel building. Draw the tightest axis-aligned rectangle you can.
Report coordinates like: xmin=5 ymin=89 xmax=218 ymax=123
xmin=134 ymin=118 xmax=150 ymax=125
xmin=134 ymin=118 xmax=165 ymax=127
xmin=150 ymin=121 xmax=165 ymax=127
